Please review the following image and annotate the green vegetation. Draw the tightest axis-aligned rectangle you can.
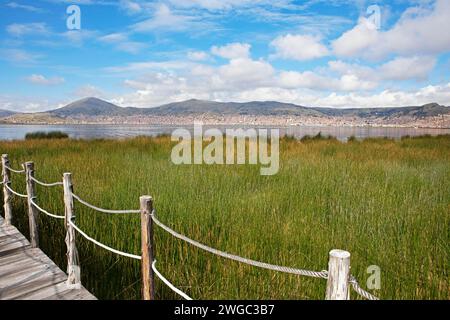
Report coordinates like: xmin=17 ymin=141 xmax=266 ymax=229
xmin=0 ymin=135 xmax=449 ymax=300
xmin=25 ymin=131 xmax=69 ymax=140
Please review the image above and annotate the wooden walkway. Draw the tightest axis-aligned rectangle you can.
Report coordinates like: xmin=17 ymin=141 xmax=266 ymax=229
xmin=0 ymin=216 xmax=96 ymax=300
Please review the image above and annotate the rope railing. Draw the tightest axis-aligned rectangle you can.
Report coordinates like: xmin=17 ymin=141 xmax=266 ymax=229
xmin=152 ymin=261 xmax=193 ymax=300
xmin=72 ymin=192 xmax=140 ymax=214
xmin=0 ymin=154 xmax=380 ymax=301
xmin=349 ymin=276 xmax=379 ymax=300
xmin=30 ymin=197 xmax=65 ymax=220
xmin=31 ymin=176 xmax=63 ymax=187
xmin=68 ymin=219 xmax=142 ymax=260
xmin=4 ymin=164 xmax=25 ymax=173
xmin=151 ymin=211 xmax=329 ymax=279
xmin=4 ymin=183 xmax=28 ymax=198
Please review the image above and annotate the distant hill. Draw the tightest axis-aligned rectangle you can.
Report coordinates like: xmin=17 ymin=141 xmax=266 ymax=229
xmin=0 ymin=97 xmax=448 ymax=127
xmin=0 ymin=109 xmax=17 ymax=117
xmin=48 ymin=97 xmax=141 ymax=117
xmin=45 ymin=98 xmax=448 ymax=118
xmin=144 ymin=99 xmax=323 ymax=117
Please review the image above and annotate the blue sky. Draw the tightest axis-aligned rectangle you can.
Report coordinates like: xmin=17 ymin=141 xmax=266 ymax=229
xmin=1 ymin=0 xmax=450 ymax=112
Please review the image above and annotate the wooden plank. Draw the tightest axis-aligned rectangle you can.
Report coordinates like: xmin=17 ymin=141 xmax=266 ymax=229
xmin=0 ymin=215 xmax=96 ymax=300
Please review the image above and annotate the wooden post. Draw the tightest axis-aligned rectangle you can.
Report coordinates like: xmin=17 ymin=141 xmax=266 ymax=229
xmin=140 ymin=195 xmax=155 ymax=300
xmin=1 ymin=154 xmax=13 ymax=226
xmin=325 ymin=249 xmax=351 ymax=300
xmin=25 ymin=162 xmax=39 ymax=248
xmin=63 ymin=173 xmax=81 ymax=288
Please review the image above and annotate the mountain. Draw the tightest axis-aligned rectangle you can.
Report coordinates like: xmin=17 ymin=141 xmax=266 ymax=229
xmin=0 ymin=109 xmax=17 ymax=117
xmin=1 ymin=97 xmax=448 ymax=127
xmin=48 ymin=97 xmax=140 ymax=117
xmin=144 ymin=99 xmax=324 ymax=117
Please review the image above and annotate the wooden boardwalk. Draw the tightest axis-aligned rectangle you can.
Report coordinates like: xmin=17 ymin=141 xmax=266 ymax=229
xmin=0 ymin=216 xmax=96 ymax=300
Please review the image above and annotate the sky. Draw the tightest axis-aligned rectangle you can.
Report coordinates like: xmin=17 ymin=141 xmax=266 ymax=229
xmin=0 ymin=0 xmax=450 ymax=112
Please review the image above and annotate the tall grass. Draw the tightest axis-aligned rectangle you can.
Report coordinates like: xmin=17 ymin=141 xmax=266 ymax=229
xmin=0 ymin=135 xmax=449 ymax=300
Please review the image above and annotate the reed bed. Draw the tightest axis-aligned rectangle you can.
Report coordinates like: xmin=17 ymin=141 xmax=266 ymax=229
xmin=0 ymin=135 xmax=449 ymax=300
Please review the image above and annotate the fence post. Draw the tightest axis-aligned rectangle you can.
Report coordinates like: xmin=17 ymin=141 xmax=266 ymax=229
xmin=325 ymin=249 xmax=351 ymax=300
xmin=140 ymin=195 xmax=155 ymax=300
xmin=63 ymin=172 xmax=81 ymax=288
xmin=1 ymin=154 xmax=13 ymax=226
xmin=25 ymin=162 xmax=39 ymax=248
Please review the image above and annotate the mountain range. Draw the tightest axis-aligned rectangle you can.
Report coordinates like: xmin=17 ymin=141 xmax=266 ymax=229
xmin=0 ymin=97 xmax=449 ymax=127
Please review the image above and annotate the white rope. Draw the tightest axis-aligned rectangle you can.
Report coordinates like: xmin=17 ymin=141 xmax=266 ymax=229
xmin=4 ymin=184 xmax=28 ymax=198
xmin=152 ymin=261 xmax=193 ymax=300
xmin=31 ymin=176 xmax=63 ymax=187
xmin=72 ymin=193 xmax=140 ymax=214
xmin=30 ymin=198 xmax=65 ymax=220
xmin=68 ymin=219 xmax=141 ymax=260
xmin=151 ymin=212 xmax=329 ymax=279
xmin=349 ymin=275 xmax=380 ymax=300
xmin=4 ymin=164 xmax=25 ymax=173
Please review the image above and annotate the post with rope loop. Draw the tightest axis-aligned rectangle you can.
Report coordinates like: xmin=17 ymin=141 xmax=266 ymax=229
xmin=25 ymin=162 xmax=39 ymax=248
xmin=1 ymin=154 xmax=13 ymax=225
xmin=140 ymin=195 xmax=155 ymax=300
xmin=63 ymin=172 xmax=81 ymax=288
xmin=325 ymin=249 xmax=351 ymax=300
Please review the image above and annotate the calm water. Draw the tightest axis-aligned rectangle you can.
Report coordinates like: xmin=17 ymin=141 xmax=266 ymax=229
xmin=0 ymin=124 xmax=449 ymax=141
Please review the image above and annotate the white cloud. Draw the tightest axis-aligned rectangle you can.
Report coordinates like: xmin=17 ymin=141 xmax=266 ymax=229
xmin=378 ymin=56 xmax=436 ymax=81
xmin=99 ymin=33 xmax=146 ymax=54
xmin=211 ymin=43 xmax=251 ymax=59
xmin=131 ymin=3 xmax=205 ymax=32
xmin=167 ymin=0 xmax=254 ymax=10
xmin=0 ymin=49 xmax=42 ymax=63
xmin=99 ymin=33 xmax=128 ymax=43
xmin=187 ymin=51 xmax=210 ymax=61
xmin=329 ymin=56 xmax=436 ymax=82
xmin=6 ymin=2 xmax=44 ymax=13
xmin=218 ymin=58 xmax=274 ymax=88
xmin=332 ymin=0 xmax=450 ymax=59
xmin=6 ymin=23 xmax=49 ymax=37
xmin=73 ymin=85 xmax=104 ymax=98
xmin=26 ymin=74 xmax=65 ymax=86
xmin=270 ymin=34 xmax=329 ymax=61
xmin=119 ymin=0 xmax=142 ymax=14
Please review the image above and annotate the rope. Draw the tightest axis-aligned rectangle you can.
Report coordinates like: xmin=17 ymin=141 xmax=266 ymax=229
xmin=4 ymin=164 xmax=25 ymax=173
xmin=31 ymin=176 xmax=63 ymax=187
xmin=72 ymin=193 xmax=140 ymax=214
xmin=68 ymin=219 xmax=141 ymax=260
xmin=151 ymin=212 xmax=329 ymax=279
xmin=30 ymin=197 xmax=65 ymax=220
xmin=4 ymin=184 xmax=28 ymax=198
xmin=349 ymin=275 xmax=380 ymax=300
xmin=152 ymin=261 xmax=193 ymax=300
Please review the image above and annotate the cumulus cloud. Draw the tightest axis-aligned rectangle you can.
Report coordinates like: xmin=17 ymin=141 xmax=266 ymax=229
xmin=270 ymin=34 xmax=329 ymax=61
xmin=26 ymin=74 xmax=65 ymax=86
xmin=187 ymin=51 xmax=210 ymax=61
xmin=211 ymin=43 xmax=251 ymax=59
xmin=329 ymin=56 xmax=437 ymax=82
xmin=332 ymin=0 xmax=450 ymax=59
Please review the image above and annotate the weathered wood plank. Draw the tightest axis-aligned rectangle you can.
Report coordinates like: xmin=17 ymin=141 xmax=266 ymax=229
xmin=0 ymin=215 xmax=96 ymax=300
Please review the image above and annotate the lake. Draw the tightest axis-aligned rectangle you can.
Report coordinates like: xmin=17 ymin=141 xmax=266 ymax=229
xmin=0 ymin=124 xmax=449 ymax=141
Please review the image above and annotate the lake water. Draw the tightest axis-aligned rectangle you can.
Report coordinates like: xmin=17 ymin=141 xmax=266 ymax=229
xmin=0 ymin=124 xmax=449 ymax=141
